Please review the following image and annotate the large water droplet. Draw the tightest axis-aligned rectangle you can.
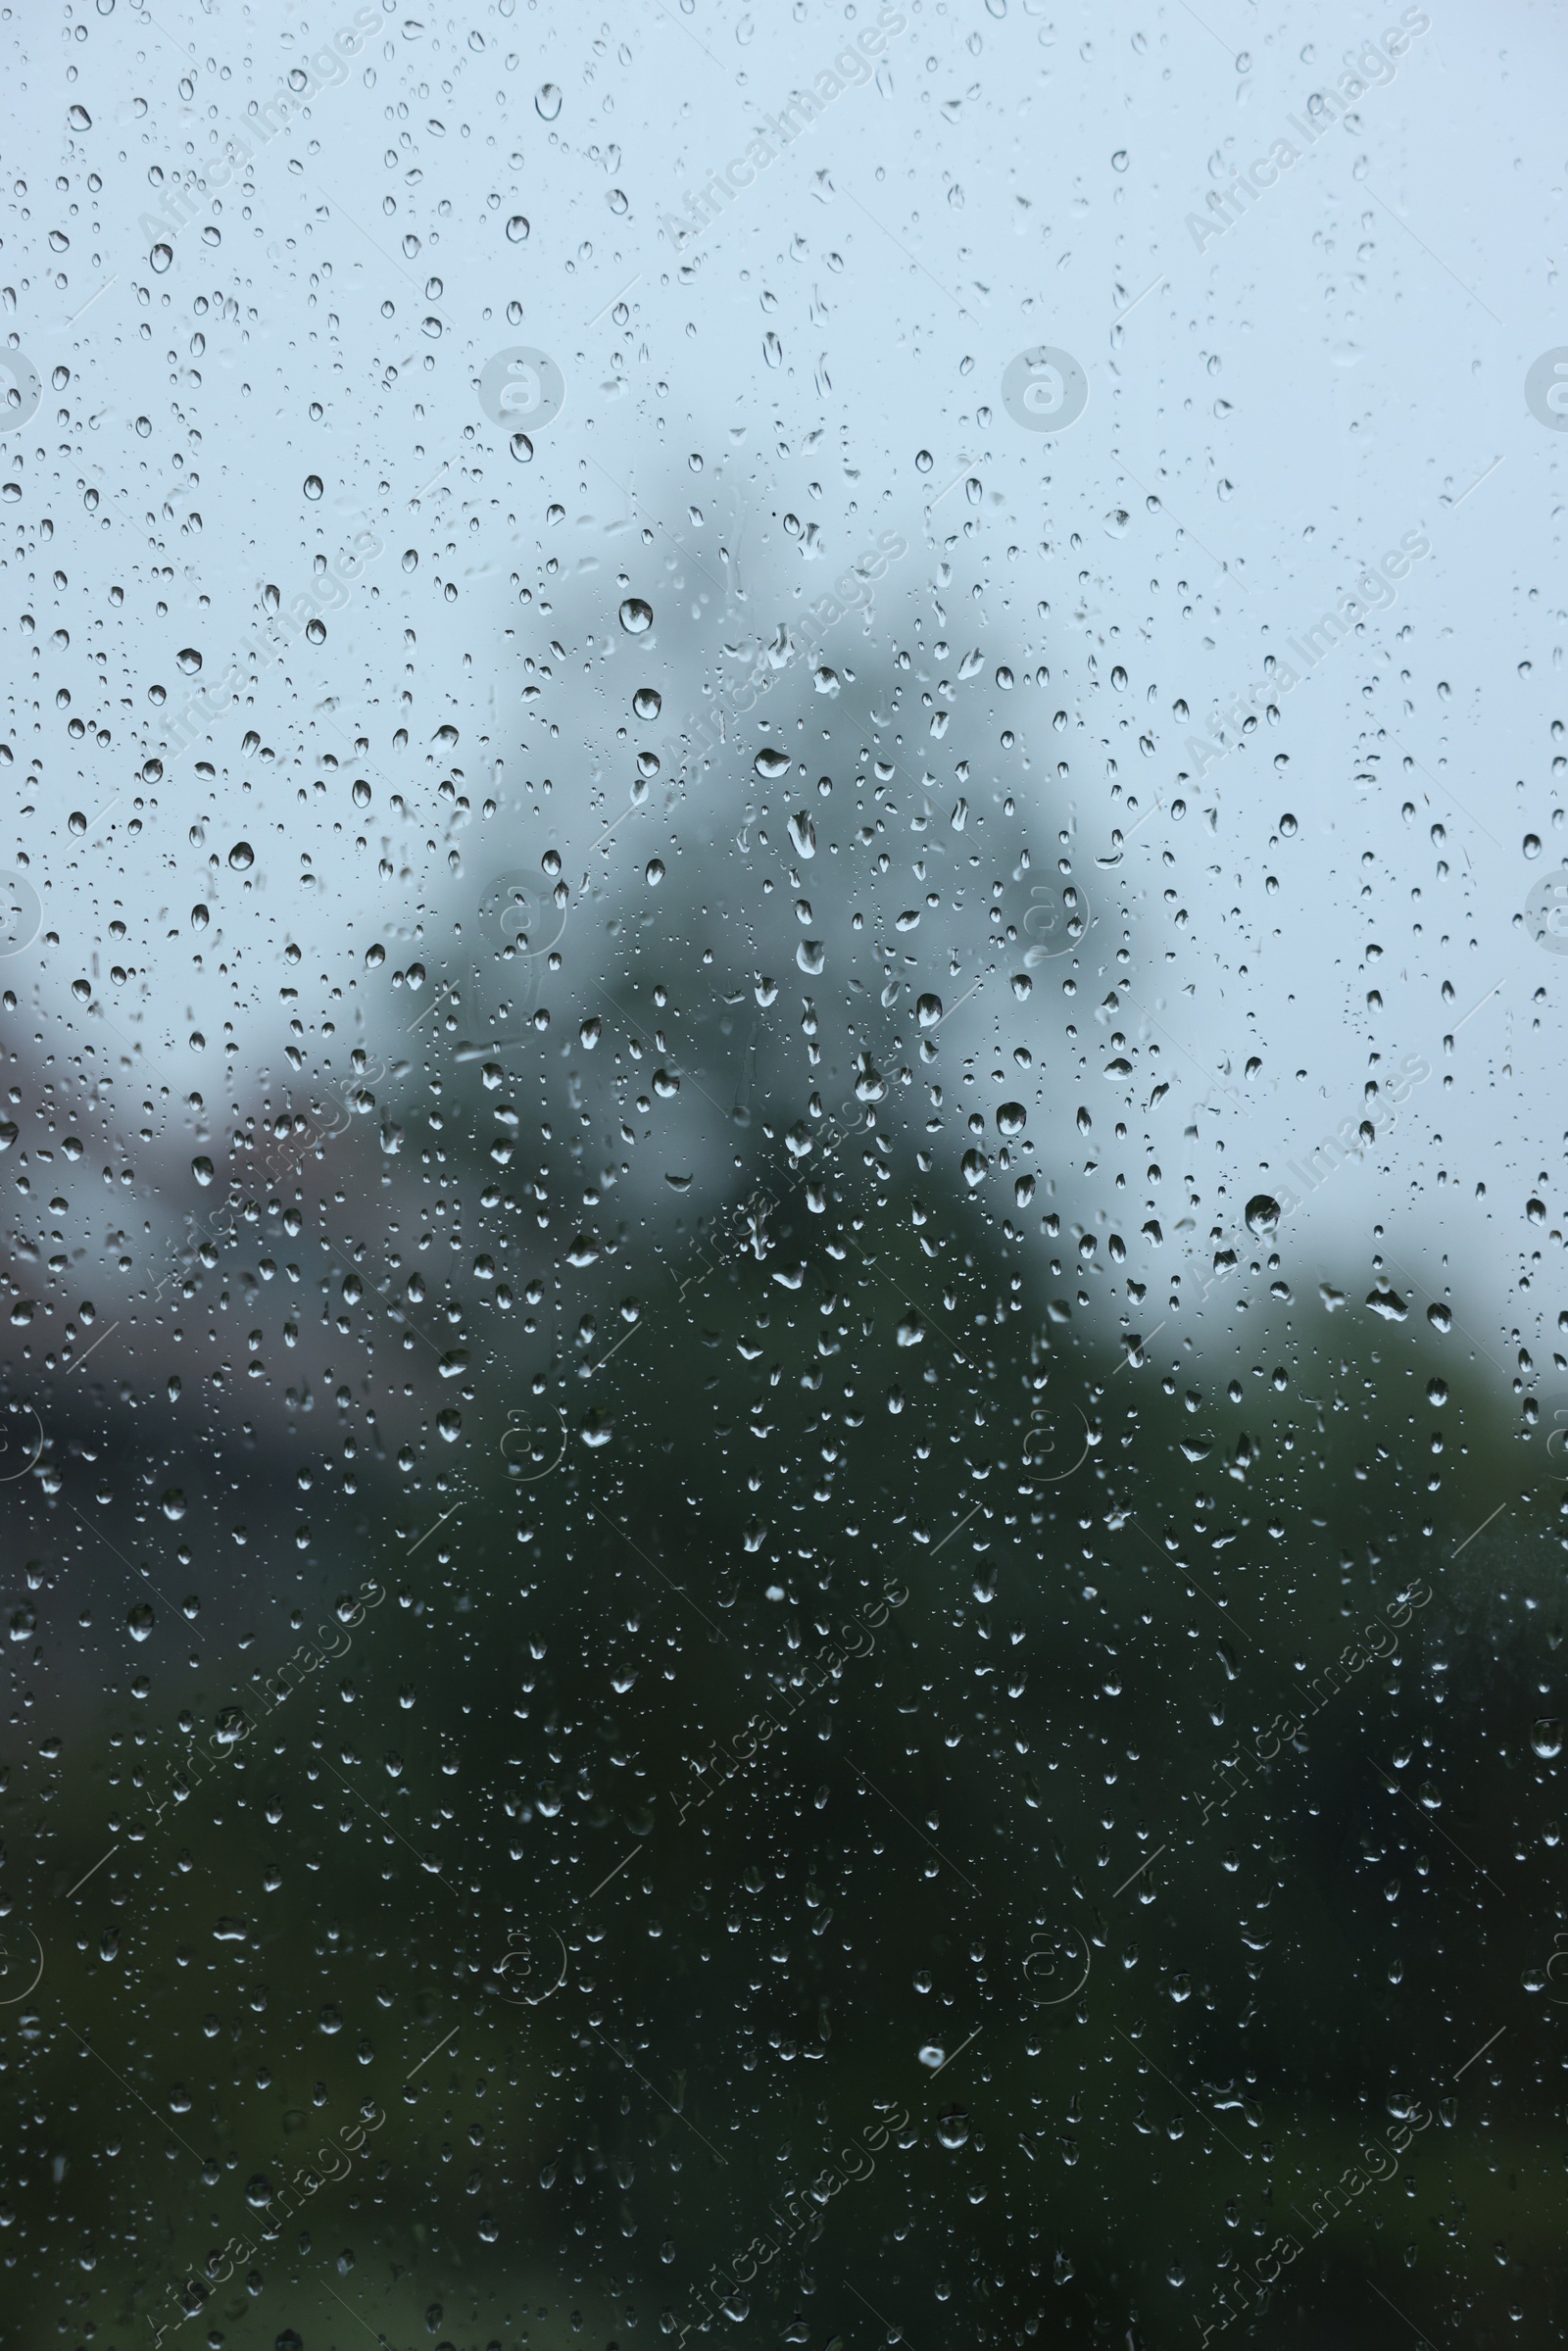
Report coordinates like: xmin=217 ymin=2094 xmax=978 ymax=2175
xmin=1245 ymin=1193 xmax=1280 ymax=1237
xmin=618 ymin=597 xmax=653 ymax=635
xmin=754 ymin=747 xmax=791 ymax=778
xmin=936 ymin=2104 xmax=970 ymax=2148
xmin=128 ymin=1602 xmax=155 ymax=1641
xmin=1532 ymin=1719 xmax=1563 ymax=1760
xmin=535 ymin=81 xmax=563 ymax=119
xmin=228 ymin=841 xmax=254 ymax=870
xmin=506 ymin=215 xmax=530 ymax=243
xmin=633 ymin=686 xmax=662 ymax=719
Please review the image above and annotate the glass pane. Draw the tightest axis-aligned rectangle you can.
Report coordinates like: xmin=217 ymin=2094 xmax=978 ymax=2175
xmin=2 ymin=4 xmax=1554 ymax=2348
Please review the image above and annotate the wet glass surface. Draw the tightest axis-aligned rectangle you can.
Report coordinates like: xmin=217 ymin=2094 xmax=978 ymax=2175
xmin=2 ymin=3 xmax=1565 ymax=2347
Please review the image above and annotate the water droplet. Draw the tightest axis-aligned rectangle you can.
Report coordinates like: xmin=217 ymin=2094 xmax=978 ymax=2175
xmin=797 ymin=939 xmax=826 ymax=975
xmin=633 ymin=687 xmax=662 ymax=719
xmin=1426 ymin=1377 xmax=1447 ymax=1405
xmin=961 ymin=1148 xmax=989 ymax=1188
xmin=192 ymin=1155 xmax=214 ymax=1186
xmin=175 ymin=646 xmax=202 ymax=674
xmin=896 ymin=1312 xmax=925 ymax=1347
xmin=303 ymin=474 xmax=322 ymax=501
xmin=506 ymin=215 xmax=530 ymax=242
xmin=1532 ymin=1719 xmax=1563 ymax=1760
xmin=1245 ymin=1193 xmax=1280 ymax=1236
xmin=68 ymin=810 xmax=86 ymax=836
xmin=997 ymin=1101 xmax=1027 ymax=1137
xmin=437 ymin=1407 xmax=463 ymax=1442
xmin=645 ymin=857 xmax=665 ymax=887
xmin=128 ymin=1602 xmax=154 ymax=1641
xmin=916 ymin=993 xmax=943 ymax=1029
xmin=150 ymin=242 xmax=173 ymax=273
xmin=936 ymin=2104 xmax=970 ymax=2148
xmin=69 ymin=104 xmax=92 ymax=129
xmin=162 ymin=1489 xmax=186 ymax=1520
xmin=190 ymin=904 xmax=208 ymax=930
xmin=915 ymin=449 xmax=934 ymax=473
xmin=1365 ymin=1288 xmax=1408 ymax=1322
xmin=1111 ymin=148 xmax=1128 ymax=171
xmin=1427 ymin=1300 xmax=1451 ymax=1332
xmin=535 ymin=82 xmax=562 ymax=119
xmin=1279 ymin=811 xmax=1298 ymax=836
xmin=1525 ymin=834 xmax=1542 ymax=859
xmin=618 ymin=597 xmax=653 ymax=635
xmin=510 ymin=431 xmax=534 ymax=463
xmin=754 ymin=747 xmax=791 ymax=778
xmin=762 ymin=329 xmax=783 ymax=367
xmin=228 ymin=841 xmax=254 ymax=870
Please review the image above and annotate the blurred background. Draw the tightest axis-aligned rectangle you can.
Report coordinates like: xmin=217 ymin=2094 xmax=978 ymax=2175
xmin=2 ymin=0 xmax=1568 ymax=2345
